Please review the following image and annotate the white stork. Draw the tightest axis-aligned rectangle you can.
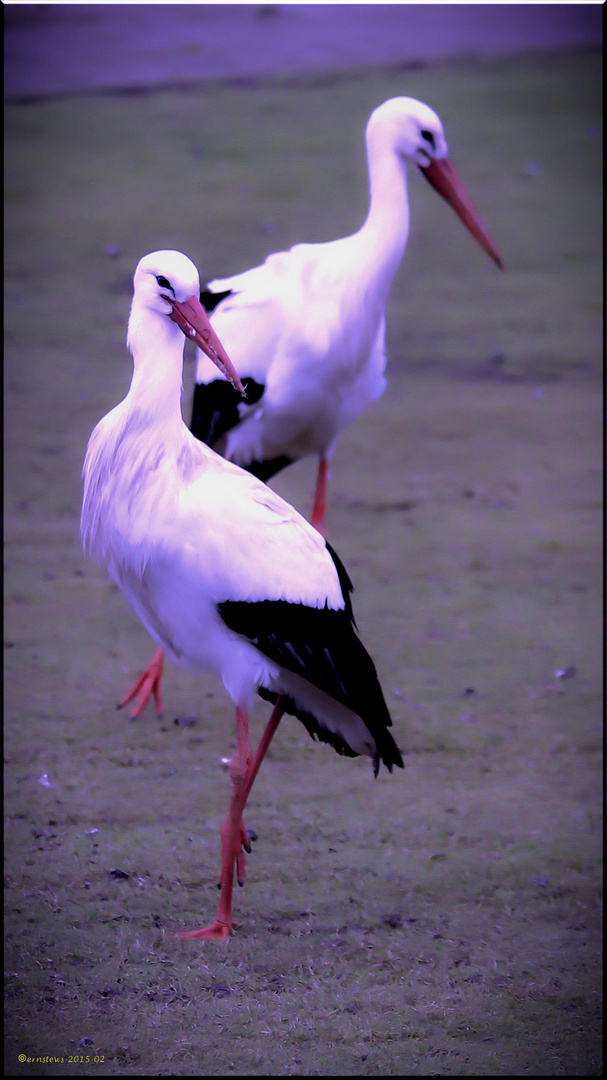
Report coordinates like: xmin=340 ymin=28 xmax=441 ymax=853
xmin=120 ymin=95 xmax=503 ymax=720
xmin=81 ymin=250 xmax=403 ymax=941
xmin=193 ymin=95 xmax=503 ymax=527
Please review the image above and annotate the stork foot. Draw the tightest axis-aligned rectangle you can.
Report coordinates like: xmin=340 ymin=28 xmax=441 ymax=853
xmin=168 ymin=918 xmax=236 ymax=942
xmin=117 ymin=646 xmax=164 ymax=719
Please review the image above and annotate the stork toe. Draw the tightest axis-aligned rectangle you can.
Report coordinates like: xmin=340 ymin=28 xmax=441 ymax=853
xmin=117 ymin=646 xmax=164 ymax=718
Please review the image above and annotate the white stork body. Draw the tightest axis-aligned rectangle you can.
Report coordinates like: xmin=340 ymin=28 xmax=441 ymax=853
xmin=193 ymin=96 xmax=503 ymax=531
xmin=198 ymin=230 xmax=394 ymax=470
xmin=82 ymin=251 xmax=402 ymax=940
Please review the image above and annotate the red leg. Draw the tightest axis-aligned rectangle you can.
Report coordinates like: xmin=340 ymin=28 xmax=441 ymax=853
xmin=169 ymin=697 xmax=286 ymax=941
xmin=117 ymin=646 xmax=164 ymax=719
xmin=310 ymin=455 xmax=330 ymax=537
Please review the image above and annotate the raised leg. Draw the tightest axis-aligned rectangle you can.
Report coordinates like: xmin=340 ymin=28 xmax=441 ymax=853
xmin=310 ymin=455 xmax=330 ymax=538
xmin=169 ymin=696 xmax=286 ymax=941
xmin=117 ymin=646 xmax=165 ymax=719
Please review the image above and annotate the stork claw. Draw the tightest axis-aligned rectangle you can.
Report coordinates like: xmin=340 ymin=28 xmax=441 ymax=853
xmin=117 ymin=647 xmax=164 ymax=718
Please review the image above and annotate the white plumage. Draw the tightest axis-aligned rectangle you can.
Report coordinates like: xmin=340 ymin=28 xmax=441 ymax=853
xmin=82 ymin=250 xmax=402 ymax=940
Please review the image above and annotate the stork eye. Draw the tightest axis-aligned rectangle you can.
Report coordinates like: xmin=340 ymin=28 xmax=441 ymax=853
xmin=156 ymin=275 xmax=173 ymax=292
xmin=420 ymin=129 xmax=436 ymax=150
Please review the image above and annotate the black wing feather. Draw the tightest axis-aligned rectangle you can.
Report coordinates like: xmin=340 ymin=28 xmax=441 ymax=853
xmin=192 ymin=287 xmax=297 ymax=481
xmin=190 ymin=377 xmax=261 ymax=448
xmin=200 ymin=287 xmax=233 ymax=313
xmin=257 ymin=684 xmax=360 ymax=761
xmin=245 ymin=454 xmax=296 ymax=483
xmin=190 ymin=378 xmax=295 ymax=481
xmin=218 ymin=589 xmax=403 ymax=775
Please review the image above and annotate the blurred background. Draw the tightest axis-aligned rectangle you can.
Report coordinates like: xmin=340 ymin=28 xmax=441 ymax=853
xmin=4 ymin=4 xmax=603 ymax=1077
xmin=5 ymin=3 xmax=603 ymax=98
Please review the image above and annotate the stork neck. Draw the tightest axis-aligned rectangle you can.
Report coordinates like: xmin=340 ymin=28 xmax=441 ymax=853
xmin=125 ymin=305 xmax=186 ymax=427
xmin=360 ymin=129 xmax=411 ymax=278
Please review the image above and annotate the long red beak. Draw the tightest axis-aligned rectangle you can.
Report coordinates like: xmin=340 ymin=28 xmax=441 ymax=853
xmin=420 ymin=157 xmax=504 ymax=270
xmin=169 ymin=294 xmax=245 ymax=395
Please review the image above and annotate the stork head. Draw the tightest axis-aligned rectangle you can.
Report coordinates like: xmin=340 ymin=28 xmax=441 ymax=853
xmin=368 ymin=96 xmax=449 ymax=169
xmin=367 ymin=98 xmax=504 ymax=269
xmin=131 ymin=251 xmax=245 ymax=392
xmin=133 ymin=250 xmax=202 ymax=314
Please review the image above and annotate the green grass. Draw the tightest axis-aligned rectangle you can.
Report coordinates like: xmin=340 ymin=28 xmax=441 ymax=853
xmin=4 ymin=49 xmax=602 ymax=1075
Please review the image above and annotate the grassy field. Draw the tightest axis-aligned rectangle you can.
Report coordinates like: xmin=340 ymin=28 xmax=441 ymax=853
xmin=4 ymin=48 xmax=602 ymax=1075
